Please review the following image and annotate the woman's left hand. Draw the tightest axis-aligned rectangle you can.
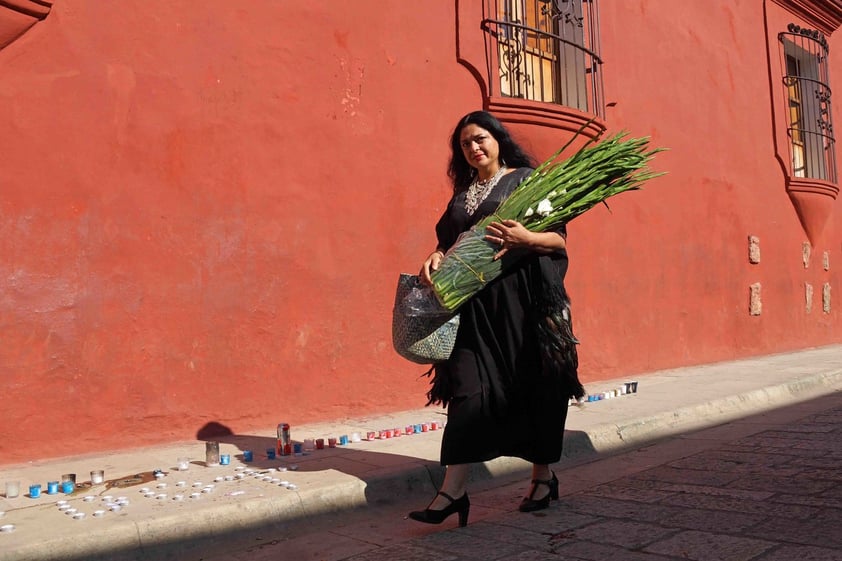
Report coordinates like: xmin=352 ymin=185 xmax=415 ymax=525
xmin=485 ymin=220 xmax=533 ymax=260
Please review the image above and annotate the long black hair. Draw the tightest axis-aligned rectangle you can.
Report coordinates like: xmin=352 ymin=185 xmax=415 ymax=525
xmin=447 ymin=110 xmax=535 ymax=193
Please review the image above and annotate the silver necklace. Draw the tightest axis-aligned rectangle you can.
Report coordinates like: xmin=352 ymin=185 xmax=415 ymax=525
xmin=465 ymin=166 xmax=507 ymax=215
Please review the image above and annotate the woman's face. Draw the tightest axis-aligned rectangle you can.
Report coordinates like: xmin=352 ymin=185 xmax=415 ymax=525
xmin=459 ymin=124 xmax=500 ymax=172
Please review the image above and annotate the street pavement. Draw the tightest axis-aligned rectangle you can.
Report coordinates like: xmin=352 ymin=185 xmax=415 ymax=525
xmin=0 ymin=345 xmax=840 ymax=561
xmin=201 ymin=390 xmax=842 ymax=561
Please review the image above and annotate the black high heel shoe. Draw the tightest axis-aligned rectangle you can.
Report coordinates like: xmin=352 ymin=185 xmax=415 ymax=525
xmin=408 ymin=491 xmax=470 ymax=527
xmin=518 ymin=471 xmax=559 ymax=512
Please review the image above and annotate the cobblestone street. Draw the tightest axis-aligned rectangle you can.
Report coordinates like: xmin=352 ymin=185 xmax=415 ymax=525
xmin=215 ymin=391 xmax=842 ymax=561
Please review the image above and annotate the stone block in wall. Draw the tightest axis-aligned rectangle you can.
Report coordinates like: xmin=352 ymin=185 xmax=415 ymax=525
xmin=748 ymin=235 xmax=760 ymax=264
xmin=806 ymin=282 xmax=813 ymax=314
xmin=823 ymin=283 xmax=831 ymax=314
xmin=749 ymin=283 xmax=761 ymax=316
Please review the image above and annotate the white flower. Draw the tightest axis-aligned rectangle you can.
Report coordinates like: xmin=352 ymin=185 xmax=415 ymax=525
xmin=524 ymin=207 xmax=534 ymax=217
xmin=536 ymin=199 xmax=553 ymax=217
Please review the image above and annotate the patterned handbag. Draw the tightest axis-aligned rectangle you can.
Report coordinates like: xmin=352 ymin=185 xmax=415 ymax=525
xmin=392 ymin=273 xmax=460 ymax=364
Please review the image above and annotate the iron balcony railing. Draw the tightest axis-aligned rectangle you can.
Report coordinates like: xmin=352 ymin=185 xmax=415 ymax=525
xmin=482 ymin=0 xmax=604 ymax=118
xmin=780 ymin=24 xmax=837 ymax=183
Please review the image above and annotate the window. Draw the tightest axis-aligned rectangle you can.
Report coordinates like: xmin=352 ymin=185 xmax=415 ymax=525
xmin=485 ymin=0 xmax=603 ymax=117
xmin=779 ymin=23 xmax=837 ymax=183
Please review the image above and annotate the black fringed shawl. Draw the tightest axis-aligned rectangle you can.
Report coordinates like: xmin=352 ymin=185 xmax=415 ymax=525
xmin=423 ymin=167 xmax=584 ymax=406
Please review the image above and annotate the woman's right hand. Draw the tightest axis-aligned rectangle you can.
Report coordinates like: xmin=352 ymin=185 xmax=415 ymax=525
xmin=419 ymin=250 xmax=445 ymax=286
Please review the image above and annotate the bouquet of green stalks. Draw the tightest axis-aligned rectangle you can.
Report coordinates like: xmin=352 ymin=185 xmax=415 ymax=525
xmin=430 ymin=130 xmax=665 ymax=313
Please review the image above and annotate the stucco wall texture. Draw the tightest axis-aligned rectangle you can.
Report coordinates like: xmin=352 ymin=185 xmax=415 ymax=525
xmin=0 ymin=1 xmax=839 ymax=464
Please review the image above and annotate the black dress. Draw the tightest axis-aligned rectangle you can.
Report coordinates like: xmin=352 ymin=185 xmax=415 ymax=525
xmin=430 ymin=168 xmax=583 ymax=466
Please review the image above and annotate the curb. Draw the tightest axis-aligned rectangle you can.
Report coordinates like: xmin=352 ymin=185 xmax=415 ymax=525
xmin=566 ymin=368 xmax=842 ymax=460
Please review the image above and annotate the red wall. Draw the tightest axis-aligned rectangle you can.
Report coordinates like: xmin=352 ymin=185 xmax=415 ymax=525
xmin=0 ymin=0 xmax=839 ymax=464
xmin=573 ymin=0 xmax=841 ymax=372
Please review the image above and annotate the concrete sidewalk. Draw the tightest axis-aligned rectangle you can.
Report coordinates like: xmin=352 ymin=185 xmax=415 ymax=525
xmin=1 ymin=345 xmax=841 ymax=561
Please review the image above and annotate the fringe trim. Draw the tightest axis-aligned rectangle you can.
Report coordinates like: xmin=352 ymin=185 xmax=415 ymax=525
xmin=534 ymin=258 xmax=586 ymax=400
xmin=422 ymin=363 xmax=451 ymax=407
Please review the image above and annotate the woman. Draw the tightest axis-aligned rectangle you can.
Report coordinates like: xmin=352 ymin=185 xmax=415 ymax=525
xmin=409 ymin=111 xmax=584 ymax=527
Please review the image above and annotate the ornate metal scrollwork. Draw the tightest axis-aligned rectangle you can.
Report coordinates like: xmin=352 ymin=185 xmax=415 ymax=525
xmin=815 ymin=86 xmax=834 ymax=134
xmin=498 ymin=22 xmax=530 ymax=98
xmin=540 ymin=0 xmax=584 ymax=28
xmin=787 ymin=23 xmax=829 ymax=52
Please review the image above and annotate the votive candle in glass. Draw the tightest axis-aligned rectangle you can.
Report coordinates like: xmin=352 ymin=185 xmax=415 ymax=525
xmin=4 ymin=481 xmax=20 ymax=499
xmin=90 ymin=470 xmax=105 ymax=485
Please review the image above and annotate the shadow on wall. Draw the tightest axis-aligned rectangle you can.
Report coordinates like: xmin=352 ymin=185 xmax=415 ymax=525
xmin=0 ymin=1 xmax=53 ymax=51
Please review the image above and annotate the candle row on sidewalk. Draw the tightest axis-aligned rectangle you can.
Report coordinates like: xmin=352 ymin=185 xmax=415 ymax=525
xmin=570 ymin=380 xmax=639 ymax=406
xmin=4 ymin=470 xmax=104 ymax=501
xmin=265 ymin=420 xmax=445 ymax=459
xmin=368 ymin=420 xmax=443 ymax=441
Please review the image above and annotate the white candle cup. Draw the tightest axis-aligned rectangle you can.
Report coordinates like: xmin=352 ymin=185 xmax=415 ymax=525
xmin=90 ymin=470 xmax=105 ymax=485
xmin=177 ymin=457 xmax=190 ymax=471
xmin=4 ymin=481 xmax=20 ymax=499
xmin=303 ymin=439 xmax=315 ymax=452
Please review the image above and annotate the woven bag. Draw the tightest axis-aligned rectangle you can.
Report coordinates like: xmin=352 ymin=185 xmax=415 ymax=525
xmin=392 ymin=273 xmax=460 ymax=364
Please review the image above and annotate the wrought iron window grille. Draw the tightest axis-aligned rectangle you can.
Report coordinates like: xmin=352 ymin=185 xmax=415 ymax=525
xmin=481 ymin=0 xmax=604 ymax=118
xmin=779 ymin=23 xmax=837 ymax=183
